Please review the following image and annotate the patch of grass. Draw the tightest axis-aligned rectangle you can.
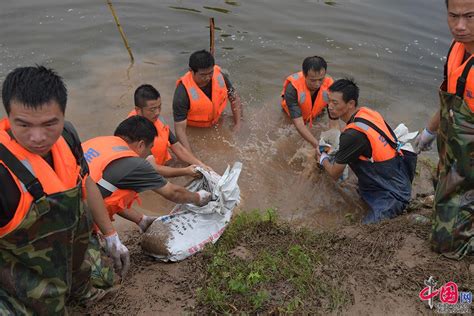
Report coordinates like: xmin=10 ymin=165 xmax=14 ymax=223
xmin=194 ymin=209 xmax=351 ymax=313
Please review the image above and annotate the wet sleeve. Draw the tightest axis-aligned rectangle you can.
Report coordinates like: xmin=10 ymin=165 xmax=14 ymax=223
xmin=172 ymin=83 xmax=191 ymax=122
xmin=63 ymin=121 xmax=89 ymax=176
xmin=168 ymin=130 xmax=178 ymax=145
xmin=284 ymin=83 xmax=302 ymax=119
xmin=334 ymin=129 xmax=372 ymax=164
xmin=102 ymin=157 xmax=167 ymax=194
xmin=222 ymin=73 xmax=236 ymax=100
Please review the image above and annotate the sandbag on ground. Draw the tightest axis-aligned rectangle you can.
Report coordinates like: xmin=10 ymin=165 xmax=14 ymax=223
xmin=141 ymin=162 xmax=242 ymax=262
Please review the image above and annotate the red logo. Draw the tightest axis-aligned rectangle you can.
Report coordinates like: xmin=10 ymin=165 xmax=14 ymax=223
xmin=439 ymin=282 xmax=458 ymax=305
xmin=419 ymin=277 xmax=460 ymax=309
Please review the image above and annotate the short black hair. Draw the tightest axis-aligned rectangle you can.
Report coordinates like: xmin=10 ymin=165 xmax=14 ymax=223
xmin=189 ymin=50 xmax=215 ymax=73
xmin=328 ymin=78 xmax=359 ymax=106
xmin=114 ymin=116 xmax=157 ymax=146
xmin=134 ymin=84 xmax=160 ymax=108
xmin=302 ymin=56 xmax=328 ymax=76
xmin=445 ymin=0 xmax=448 ymax=8
xmin=2 ymin=65 xmax=67 ymax=114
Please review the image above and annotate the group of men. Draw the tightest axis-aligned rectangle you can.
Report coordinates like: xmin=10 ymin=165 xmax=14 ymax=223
xmin=0 ymin=0 xmax=472 ymax=313
xmin=281 ymin=0 xmax=472 ymax=257
xmin=0 ymin=50 xmax=241 ymax=314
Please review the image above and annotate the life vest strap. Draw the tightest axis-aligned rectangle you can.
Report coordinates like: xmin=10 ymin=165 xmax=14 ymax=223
xmin=456 ymin=56 xmax=474 ymax=97
xmin=0 ymin=143 xmax=45 ymax=201
xmin=61 ymin=128 xmax=88 ymax=178
xmin=353 ymin=117 xmax=400 ymax=151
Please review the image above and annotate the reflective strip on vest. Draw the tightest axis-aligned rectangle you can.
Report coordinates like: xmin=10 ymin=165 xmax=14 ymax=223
xmin=97 ymin=178 xmax=119 ymax=193
xmin=20 ymin=159 xmax=35 ymax=175
xmin=300 ymin=91 xmax=306 ymax=104
xmin=217 ymin=74 xmax=225 ymax=88
xmin=18 ymin=159 xmax=35 ymax=193
xmin=354 ymin=122 xmax=370 ymax=131
xmin=112 ymin=146 xmax=130 ymax=152
xmin=190 ymin=87 xmax=199 ymax=100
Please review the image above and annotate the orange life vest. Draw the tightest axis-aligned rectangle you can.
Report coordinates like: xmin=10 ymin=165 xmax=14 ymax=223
xmin=0 ymin=117 xmax=10 ymax=130
xmin=82 ymin=136 xmax=140 ymax=221
xmin=344 ymin=107 xmax=398 ymax=162
xmin=281 ymin=72 xmax=333 ymax=125
xmin=177 ymin=65 xmax=228 ymax=127
xmin=128 ymin=110 xmax=172 ymax=165
xmin=0 ymin=118 xmax=82 ymax=236
xmin=446 ymin=42 xmax=474 ymax=112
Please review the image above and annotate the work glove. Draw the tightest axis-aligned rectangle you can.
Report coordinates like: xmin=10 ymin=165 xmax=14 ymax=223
xmin=184 ymin=164 xmax=201 ymax=178
xmin=138 ymin=215 xmax=158 ymax=233
xmin=104 ymin=232 xmax=130 ymax=277
xmin=196 ymin=190 xmax=212 ymax=206
xmin=318 ymin=152 xmax=330 ymax=166
xmin=414 ymin=128 xmax=436 ymax=153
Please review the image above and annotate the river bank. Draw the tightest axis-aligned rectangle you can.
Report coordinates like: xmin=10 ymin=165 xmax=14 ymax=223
xmin=73 ymin=157 xmax=473 ymax=315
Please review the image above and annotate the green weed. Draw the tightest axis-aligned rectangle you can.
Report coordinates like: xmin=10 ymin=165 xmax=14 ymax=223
xmin=194 ymin=209 xmax=350 ymax=313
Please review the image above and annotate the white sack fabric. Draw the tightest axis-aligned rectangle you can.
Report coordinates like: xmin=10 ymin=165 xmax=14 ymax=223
xmin=141 ymin=162 xmax=242 ymax=262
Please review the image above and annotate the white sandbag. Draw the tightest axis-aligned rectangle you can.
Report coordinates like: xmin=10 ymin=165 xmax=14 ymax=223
xmin=393 ymin=123 xmax=418 ymax=153
xmin=141 ymin=162 xmax=242 ymax=262
xmin=319 ymin=128 xmax=341 ymax=151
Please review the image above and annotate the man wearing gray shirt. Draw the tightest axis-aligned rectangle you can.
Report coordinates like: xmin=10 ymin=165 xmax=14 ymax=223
xmin=281 ymin=56 xmax=339 ymax=149
xmin=173 ymin=50 xmax=242 ymax=153
xmin=82 ymin=116 xmax=211 ymax=284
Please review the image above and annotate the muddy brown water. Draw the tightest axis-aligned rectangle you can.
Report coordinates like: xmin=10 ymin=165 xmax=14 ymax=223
xmin=0 ymin=0 xmax=447 ymax=227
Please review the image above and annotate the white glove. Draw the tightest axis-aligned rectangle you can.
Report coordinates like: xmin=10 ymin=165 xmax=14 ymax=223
xmin=414 ymin=128 xmax=436 ymax=153
xmin=196 ymin=190 xmax=211 ymax=206
xmin=104 ymin=232 xmax=130 ymax=277
xmin=138 ymin=215 xmax=157 ymax=233
xmin=319 ymin=152 xmax=330 ymax=166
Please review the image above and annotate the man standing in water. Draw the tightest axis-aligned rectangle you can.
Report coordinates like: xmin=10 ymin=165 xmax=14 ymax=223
xmin=317 ymin=78 xmax=416 ymax=224
xmin=173 ymin=50 xmax=243 ymax=153
xmin=0 ymin=66 xmax=111 ymax=313
xmin=415 ymin=0 xmax=474 ymax=258
xmin=281 ymin=56 xmax=339 ymax=149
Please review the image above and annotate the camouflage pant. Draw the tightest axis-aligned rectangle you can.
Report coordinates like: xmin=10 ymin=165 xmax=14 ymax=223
xmin=0 ymin=191 xmax=94 ymax=315
xmin=85 ymin=234 xmax=115 ymax=289
xmin=430 ymin=88 xmax=474 ymax=259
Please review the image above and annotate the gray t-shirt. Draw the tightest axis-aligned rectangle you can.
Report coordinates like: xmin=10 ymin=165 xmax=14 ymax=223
xmin=168 ymin=129 xmax=178 ymax=145
xmin=99 ymin=157 xmax=167 ymax=198
xmin=173 ymin=72 xmax=235 ymax=122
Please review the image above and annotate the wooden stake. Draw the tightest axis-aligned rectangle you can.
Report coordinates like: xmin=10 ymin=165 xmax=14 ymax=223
xmin=107 ymin=0 xmax=134 ymax=63
xmin=209 ymin=17 xmax=215 ymax=55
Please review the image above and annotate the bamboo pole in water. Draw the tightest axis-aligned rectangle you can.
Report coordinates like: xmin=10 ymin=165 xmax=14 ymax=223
xmin=106 ymin=0 xmax=134 ymax=63
xmin=209 ymin=17 xmax=215 ymax=55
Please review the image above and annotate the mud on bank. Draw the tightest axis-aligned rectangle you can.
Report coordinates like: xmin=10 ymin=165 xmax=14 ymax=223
xmin=73 ymin=158 xmax=472 ymax=315
xmin=78 ymin=206 xmax=473 ymax=315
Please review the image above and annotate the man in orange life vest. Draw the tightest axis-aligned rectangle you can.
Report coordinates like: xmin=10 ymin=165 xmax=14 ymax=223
xmin=82 ymin=116 xmax=211 ymax=279
xmin=415 ymin=0 xmax=473 ymax=258
xmin=129 ymin=84 xmax=210 ymax=178
xmin=281 ymin=56 xmax=339 ymax=149
xmin=317 ymin=79 xmax=416 ymax=224
xmin=0 ymin=66 xmax=112 ymax=314
xmin=173 ymin=49 xmax=242 ymax=152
